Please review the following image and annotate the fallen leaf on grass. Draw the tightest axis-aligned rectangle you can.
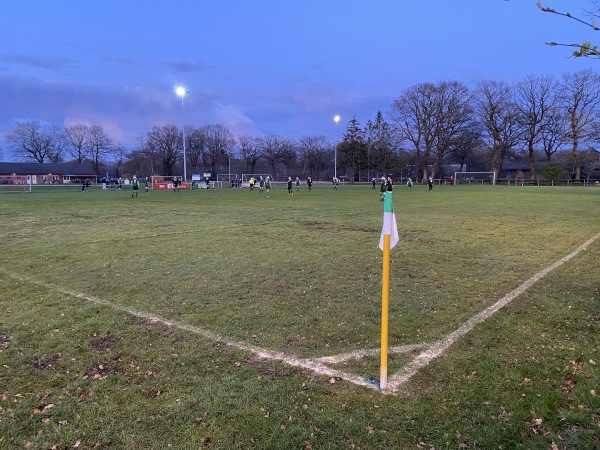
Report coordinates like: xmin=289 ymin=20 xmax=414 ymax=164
xmin=34 ymin=403 xmax=55 ymax=414
xmin=73 ymin=440 xmax=81 ymax=448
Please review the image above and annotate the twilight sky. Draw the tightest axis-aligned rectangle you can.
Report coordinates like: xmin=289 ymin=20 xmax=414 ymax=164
xmin=0 ymin=0 xmax=597 ymax=155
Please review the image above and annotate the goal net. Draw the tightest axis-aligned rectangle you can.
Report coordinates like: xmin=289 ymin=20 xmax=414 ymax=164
xmin=454 ymin=172 xmax=496 ymax=185
xmin=0 ymin=176 xmax=31 ymax=193
xmin=216 ymin=174 xmax=238 ymax=182
xmin=241 ymin=174 xmax=273 ymax=188
xmin=216 ymin=173 xmax=238 ymax=187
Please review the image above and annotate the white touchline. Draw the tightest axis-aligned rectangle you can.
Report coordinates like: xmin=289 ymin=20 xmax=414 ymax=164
xmin=4 ymin=231 xmax=598 ymax=395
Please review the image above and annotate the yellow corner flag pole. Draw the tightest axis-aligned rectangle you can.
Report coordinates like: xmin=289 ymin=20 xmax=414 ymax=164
xmin=380 ymin=233 xmax=391 ymax=390
xmin=378 ymin=190 xmax=398 ymax=391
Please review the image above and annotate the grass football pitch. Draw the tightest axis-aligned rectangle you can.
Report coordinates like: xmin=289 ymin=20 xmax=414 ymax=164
xmin=0 ymin=183 xmax=598 ymax=449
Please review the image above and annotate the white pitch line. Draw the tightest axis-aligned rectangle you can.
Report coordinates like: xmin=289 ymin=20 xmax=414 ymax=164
xmin=3 ymin=232 xmax=598 ymax=395
xmin=2 ymin=272 xmax=380 ymax=392
xmin=315 ymin=343 xmax=429 ymax=364
xmin=386 ymin=231 xmax=600 ymax=393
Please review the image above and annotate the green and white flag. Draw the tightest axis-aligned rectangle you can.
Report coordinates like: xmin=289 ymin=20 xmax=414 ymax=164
xmin=379 ymin=192 xmax=399 ymax=250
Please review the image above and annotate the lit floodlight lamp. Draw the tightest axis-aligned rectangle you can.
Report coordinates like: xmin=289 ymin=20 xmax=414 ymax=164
xmin=175 ymin=86 xmax=189 ymax=181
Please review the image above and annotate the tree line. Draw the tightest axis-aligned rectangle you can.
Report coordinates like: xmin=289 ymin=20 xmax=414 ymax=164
xmin=5 ymin=69 xmax=600 ymax=182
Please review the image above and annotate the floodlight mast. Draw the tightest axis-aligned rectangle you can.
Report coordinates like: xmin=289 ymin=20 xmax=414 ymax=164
xmin=176 ymin=86 xmax=189 ymax=182
xmin=333 ymin=115 xmax=340 ymax=180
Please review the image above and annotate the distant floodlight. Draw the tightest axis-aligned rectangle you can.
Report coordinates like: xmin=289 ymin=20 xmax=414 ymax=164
xmin=334 ymin=115 xmax=340 ymax=124
xmin=176 ymin=86 xmax=188 ymax=97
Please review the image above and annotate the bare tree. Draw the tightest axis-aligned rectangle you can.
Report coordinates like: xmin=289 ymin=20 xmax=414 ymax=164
xmin=538 ymin=0 xmax=600 ymax=57
xmin=108 ymin=143 xmax=128 ymax=178
xmin=389 ymin=81 xmax=473 ymax=180
xmin=186 ymin=126 xmax=206 ymax=176
xmin=142 ymin=125 xmax=180 ymax=176
xmin=135 ymin=133 xmax=162 ymax=176
xmin=201 ymin=124 xmax=235 ymax=174
xmin=63 ymin=124 xmax=90 ymax=163
xmin=447 ymin=128 xmax=484 ymax=173
xmin=559 ymin=69 xmax=600 ymax=182
xmin=514 ymin=74 xmax=559 ymax=181
xmin=389 ymin=83 xmax=438 ymax=180
xmin=6 ymin=121 xmax=62 ymax=163
xmin=259 ymin=135 xmax=296 ymax=176
xmin=539 ymin=109 xmax=567 ymax=161
xmin=474 ymin=80 xmax=523 ymax=182
xmin=87 ymin=125 xmax=113 ymax=175
xmin=297 ymin=135 xmax=330 ymax=179
xmin=430 ymin=81 xmax=475 ymax=179
xmin=237 ymin=134 xmax=262 ymax=173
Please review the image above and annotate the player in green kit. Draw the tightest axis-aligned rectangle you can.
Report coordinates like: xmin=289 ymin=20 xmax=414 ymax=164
xmin=265 ymin=176 xmax=271 ymax=197
xmin=131 ymin=176 xmax=140 ymax=198
xmin=259 ymin=176 xmax=265 ymax=193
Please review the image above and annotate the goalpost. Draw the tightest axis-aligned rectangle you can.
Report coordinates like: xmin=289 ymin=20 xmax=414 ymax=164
xmin=0 ymin=175 xmax=32 ymax=193
xmin=241 ymin=174 xmax=273 ymax=188
xmin=454 ymin=171 xmax=496 ymax=185
xmin=0 ymin=182 xmax=31 ymax=194
xmin=217 ymin=173 xmax=238 ymax=187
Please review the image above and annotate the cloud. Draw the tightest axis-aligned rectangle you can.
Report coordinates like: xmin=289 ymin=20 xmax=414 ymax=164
xmin=213 ymin=103 xmax=263 ymax=137
xmin=157 ymin=59 xmax=214 ymax=73
xmin=103 ymin=56 xmax=144 ymax=66
xmin=0 ymin=53 xmax=78 ymax=71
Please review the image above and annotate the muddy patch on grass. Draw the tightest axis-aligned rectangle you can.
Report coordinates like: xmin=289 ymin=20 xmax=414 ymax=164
xmin=0 ymin=332 xmax=10 ymax=349
xmin=32 ymin=354 xmax=60 ymax=369
xmin=91 ymin=335 xmax=120 ymax=351
xmin=247 ymin=356 xmax=297 ymax=380
xmin=83 ymin=363 xmax=114 ymax=379
xmin=300 ymin=221 xmax=377 ymax=234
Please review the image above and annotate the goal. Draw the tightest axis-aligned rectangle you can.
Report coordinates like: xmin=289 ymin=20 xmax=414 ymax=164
xmin=0 ymin=181 xmax=31 ymax=193
xmin=454 ymin=171 xmax=496 ymax=185
xmin=216 ymin=173 xmax=238 ymax=182
xmin=241 ymin=174 xmax=273 ymax=188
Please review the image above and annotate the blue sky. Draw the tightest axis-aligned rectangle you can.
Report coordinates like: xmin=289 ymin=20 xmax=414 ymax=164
xmin=0 ymin=0 xmax=597 ymax=153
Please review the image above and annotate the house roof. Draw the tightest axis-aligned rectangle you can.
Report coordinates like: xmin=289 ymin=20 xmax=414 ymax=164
xmin=0 ymin=162 xmax=96 ymax=176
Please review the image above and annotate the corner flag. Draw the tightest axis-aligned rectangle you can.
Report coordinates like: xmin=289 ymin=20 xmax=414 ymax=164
xmin=378 ymin=191 xmax=398 ymax=390
xmin=378 ymin=193 xmax=399 ymax=251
